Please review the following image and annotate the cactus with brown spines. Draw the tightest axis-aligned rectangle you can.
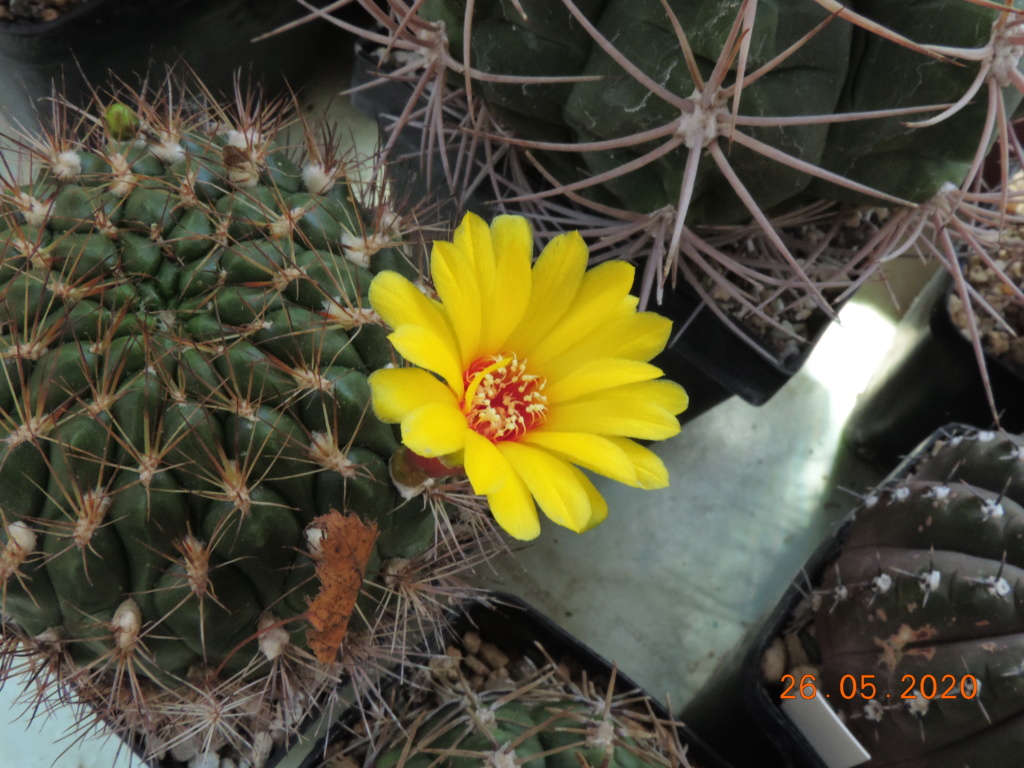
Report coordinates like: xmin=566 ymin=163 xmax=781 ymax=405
xmin=293 ymin=0 xmax=1024 ymax=389
xmin=0 ymin=74 xmax=502 ymax=767
xmin=324 ymin=623 xmax=700 ymax=768
xmin=369 ymin=687 xmax=693 ymax=768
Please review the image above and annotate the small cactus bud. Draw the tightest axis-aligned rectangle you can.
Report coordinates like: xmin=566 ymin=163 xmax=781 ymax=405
xmin=257 ymin=613 xmax=291 ymax=661
xmin=104 ymin=102 xmax=139 ymax=140
xmin=111 ymin=599 xmax=142 ymax=652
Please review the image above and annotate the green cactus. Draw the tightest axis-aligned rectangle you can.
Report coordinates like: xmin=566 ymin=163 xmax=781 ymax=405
xmin=424 ymin=0 xmax=862 ymax=223
xmin=374 ymin=695 xmax=680 ymax=768
xmin=787 ymin=428 xmax=1024 ymax=767
xmin=336 ymin=634 xmax=698 ymax=768
xmin=0 ymin=78 xmax=497 ymax=766
xmin=343 ymin=0 xmax=1024 ymax=336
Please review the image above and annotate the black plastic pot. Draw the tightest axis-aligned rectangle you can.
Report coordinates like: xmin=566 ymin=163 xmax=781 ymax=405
xmin=299 ymin=592 xmax=732 ymax=768
xmin=683 ymin=426 xmax=962 ymax=768
xmin=740 ymin=531 xmax=861 ymax=768
xmin=845 ymin=269 xmax=1024 ymax=471
xmin=0 ymin=0 xmax=332 ymax=131
xmin=652 ymin=278 xmax=834 ymax=411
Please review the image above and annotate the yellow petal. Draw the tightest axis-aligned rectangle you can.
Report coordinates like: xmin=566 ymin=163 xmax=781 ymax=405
xmin=487 ymin=470 xmax=540 ymax=541
xmin=504 ymin=230 xmax=588 ymax=353
xmin=431 ymin=240 xmax=482 ymax=365
xmin=607 ymin=437 xmax=670 ymax=489
xmin=528 ymin=260 xmax=635 ymax=367
xmin=368 ymin=271 xmax=455 ymax=348
xmin=571 ymin=466 xmax=608 ymax=532
xmin=452 ymin=211 xmax=496 ymax=304
xmin=542 ymin=308 xmax=674 ymax=382
xmin=401 ymin=402 xmax=468 ymax=458
xmin=463 ymin=430 xmax=508 ymax=495
xmin=387 ymin=325 xmax=465 ymax=397
xmin=605 ymin=309 xmax=674 ymax=360
xmin=545 ymin=381 xmax=688 ymax=440
xmin=639 ymin=379 xmax=690 ymax=415
xmin=499 ymin=441 xmax=593 ymax=532
xmin=520 ymin=431 xmax=638 ymax=486
xmin=368 ymin=368 xmax=453 ymax=423
xmin=544 ymin=358 xmax=665 ymax=403
xmin=485 ymin=215 xmax=533 ymax=352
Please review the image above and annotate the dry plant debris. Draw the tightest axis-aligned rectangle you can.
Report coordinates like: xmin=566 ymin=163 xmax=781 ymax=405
xmin=306 ymin=511 xmax=380 ymax=666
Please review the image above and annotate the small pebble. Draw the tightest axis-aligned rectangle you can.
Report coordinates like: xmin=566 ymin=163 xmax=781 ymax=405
xmin=761 ymin=637 xmax=786 ymax=682
xmin=949 ymin=247 xmax=1024 ymax=375
xmin=464 ymin=654 xmax=490 ymax=676
xmin=462 ymin=631 xmax=482 ymax=655
xmin=479 ymin=642 xmax=510 ymax=669
xmin=488 ymin=666 xmax=511 ymax=684
xmin=429 ymin=654 xmax=460 ymax=680
xmin=784 ymin=628 xmax=810 ymax=668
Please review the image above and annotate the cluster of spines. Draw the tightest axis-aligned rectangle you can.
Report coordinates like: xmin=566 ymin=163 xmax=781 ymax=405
xmin=334 ymin=658 xmax=696 ymax=768
xmin=315 ymin=0 xmax=1024 ymax=387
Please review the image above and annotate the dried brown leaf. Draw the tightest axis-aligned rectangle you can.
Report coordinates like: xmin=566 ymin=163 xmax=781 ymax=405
xmin=305 ymin=510 xmax=378 ymax=664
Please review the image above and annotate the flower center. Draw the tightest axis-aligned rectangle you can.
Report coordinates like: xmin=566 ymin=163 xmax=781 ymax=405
xmin=460 ymin=353 xmax=548 ymax=442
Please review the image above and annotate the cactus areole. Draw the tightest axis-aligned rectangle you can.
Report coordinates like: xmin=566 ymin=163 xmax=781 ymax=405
xmin=0 ymin=82 xmax=496 ymax=765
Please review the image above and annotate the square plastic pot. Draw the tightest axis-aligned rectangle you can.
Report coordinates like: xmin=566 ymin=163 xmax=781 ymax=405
xmin=740 ymin=424 xmax=983 ymax=768
xmin=844 ymin=268 xmax=1024 ymax=470
xmin=682 ymin=425 xmax=972 ymax=768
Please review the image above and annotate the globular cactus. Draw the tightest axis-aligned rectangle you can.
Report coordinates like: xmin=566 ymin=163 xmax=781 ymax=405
xmin=327 ymin=619 xmax=699 ymax=768
xmin=371 ymin=691 xmax=690 ymax=768
xmin=773 ymin=428 xmax=1024 ymax=767
xmin=0 ymin=77 xmax=499 ymax=766
xmin=329 ymin=0 xmax=1024 ymax=350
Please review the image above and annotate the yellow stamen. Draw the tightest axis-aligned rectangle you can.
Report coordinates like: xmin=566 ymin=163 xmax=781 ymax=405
xmin=461 ymin=355 xmax=513 ymax=415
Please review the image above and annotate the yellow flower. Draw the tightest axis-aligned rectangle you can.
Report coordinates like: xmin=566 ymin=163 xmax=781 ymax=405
xmin=368 ymin=212 xmax=688 ymax=540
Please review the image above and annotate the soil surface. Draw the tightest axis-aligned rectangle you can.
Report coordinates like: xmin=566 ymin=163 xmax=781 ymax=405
xmin=947 ymin=168 xmax=1024 ymax=374
xmin=0 ymin=0 xmax=86 ymax=22
xmin=948 ymin=239 xmax=1024 ymax=375
xmin=694 ymin=205 xmax=888 ymax=364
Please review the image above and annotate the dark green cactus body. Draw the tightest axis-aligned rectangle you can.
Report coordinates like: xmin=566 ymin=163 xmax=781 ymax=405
xmin=811 ymin=430 xmax=1024 ymax=767
xmin=420 ymin=0 xmax=1023 ymax=222
xmin=807 ymin=0 xmax=1024 ymax=204
xmin=0 ymin=102 xmax=433 ymax=684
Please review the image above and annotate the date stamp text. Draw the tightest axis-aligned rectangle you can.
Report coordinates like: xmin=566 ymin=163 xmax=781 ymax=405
xmin=780 ymin=673 xmax=978 ymax=701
